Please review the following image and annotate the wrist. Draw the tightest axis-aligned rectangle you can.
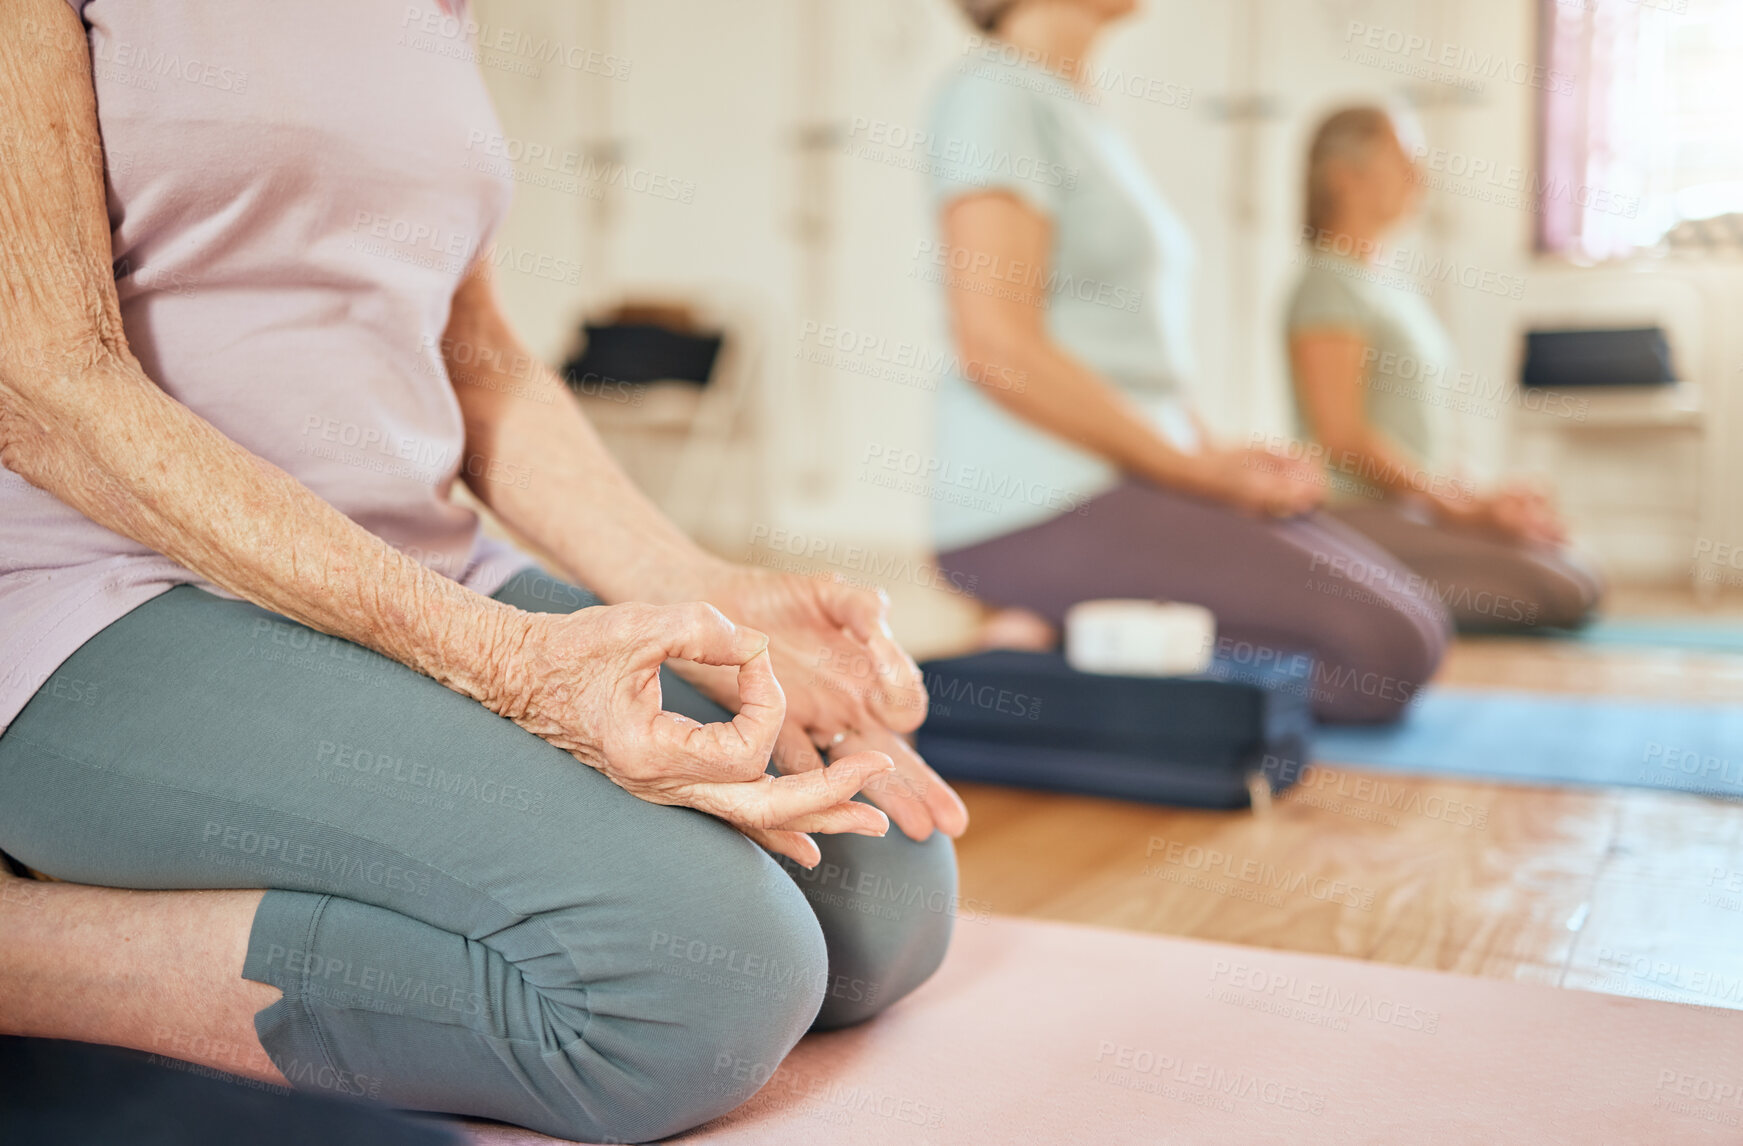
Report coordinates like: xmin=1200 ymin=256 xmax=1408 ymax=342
xmin=634 ymin=550 xmax=739 ymax=607
xmin=397 ymin=577 xmax=533 ymax=712
xmin=551 ymin=534 xmax=732 ymax=607
xmin=1431 ymin=488 xmax=1485 ymax=528
xmin=1140 ymin=442 xmax=1215 ymax=497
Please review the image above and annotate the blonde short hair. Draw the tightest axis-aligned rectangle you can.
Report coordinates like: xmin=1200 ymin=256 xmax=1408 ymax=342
xmin=1303 ymin=106 xmax=1397 ymax=234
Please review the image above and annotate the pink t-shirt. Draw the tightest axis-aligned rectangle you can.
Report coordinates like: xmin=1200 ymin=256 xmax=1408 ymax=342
xmin=0 ymin=0 xmax=530 ymax=732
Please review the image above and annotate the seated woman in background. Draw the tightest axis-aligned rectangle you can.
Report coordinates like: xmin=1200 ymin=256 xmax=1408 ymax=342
xmin=929 ymin=0 xmax=1449 ymax=723
xmin=1287 ymin=107 xmax=1604 ymax=632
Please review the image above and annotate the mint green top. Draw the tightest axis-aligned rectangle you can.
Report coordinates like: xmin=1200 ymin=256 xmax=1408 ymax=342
xmin=1285 ymin=251 xmax=1455 ymax=501
xmin=926 ymin=56 xmax=1197 ymax=552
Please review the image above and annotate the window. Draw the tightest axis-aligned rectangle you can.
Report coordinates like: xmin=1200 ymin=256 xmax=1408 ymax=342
xmin=1537 ymin=0 xmax=1743 ymax=260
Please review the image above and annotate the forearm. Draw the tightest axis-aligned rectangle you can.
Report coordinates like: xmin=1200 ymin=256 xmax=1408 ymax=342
xmin=0 ymin=354 xmax=517 ymax=704
xmin=939 ymin=196 xmax=1217 ymax=495
xmin=1291 ymin=331 xmax=1474 ymax=514
xmin=0 ymin=0 xmax=519 ymax=708
xmin=443 ymin=272 xmax=728 ymax=606
xmin=1321 ymin=427 xmax=1474 ymax=514
xmin=963 ymin=326 xmax=1207 ymax=492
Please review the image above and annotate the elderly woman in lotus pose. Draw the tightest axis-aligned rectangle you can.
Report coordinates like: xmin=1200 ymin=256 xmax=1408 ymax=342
xmin=0 ymin=2 xmax=964 ymax=1141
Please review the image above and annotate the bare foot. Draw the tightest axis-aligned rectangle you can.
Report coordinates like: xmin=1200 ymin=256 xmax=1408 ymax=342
xmin=973 ymin=607 xmax=1058 ymax=652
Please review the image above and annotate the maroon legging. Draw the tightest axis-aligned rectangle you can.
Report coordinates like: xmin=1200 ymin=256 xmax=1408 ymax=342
xmin=1329 ymin=500 xmax=1604 ymax=632
xmin=935 ymin=480 xmax=1452 ymax=724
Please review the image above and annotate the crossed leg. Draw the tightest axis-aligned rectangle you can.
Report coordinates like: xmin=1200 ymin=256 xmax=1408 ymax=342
xmin=0 ymin=570 xmax=957 ymax=1142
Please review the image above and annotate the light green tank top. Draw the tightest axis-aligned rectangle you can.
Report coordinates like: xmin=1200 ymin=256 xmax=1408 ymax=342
xmin=1284 ymin=250 xmax=1456 ymax=501
xmin=925 ymin=54 xmax=1197 ymax=552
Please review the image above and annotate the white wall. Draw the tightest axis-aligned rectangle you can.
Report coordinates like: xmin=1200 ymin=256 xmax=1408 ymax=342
xmin=473 ymin=0 xmax=1743 ymax=583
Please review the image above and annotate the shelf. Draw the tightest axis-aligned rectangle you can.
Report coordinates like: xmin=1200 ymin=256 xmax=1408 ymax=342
xmin=1515 ymin=382 xmax=1703 ymax=430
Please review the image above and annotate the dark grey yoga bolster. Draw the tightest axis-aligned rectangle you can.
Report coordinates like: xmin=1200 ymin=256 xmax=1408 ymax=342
xmin=915 ymin=650 xmax=1314 ymax=808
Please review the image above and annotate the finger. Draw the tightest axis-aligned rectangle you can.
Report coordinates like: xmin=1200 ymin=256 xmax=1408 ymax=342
xmin=825 ymin=581 xmax=895 ymax=647
xmin=768 ymin=800 xmax=890 ymax=836
xmin=739 ymin=825 xmax=823 ymax=868
xmin=677 ymin=654 xmax=782 ymax=775
xmin=643 ymin=714 xmax=768 ymax=783
xmin=817 ymin=583 xmax=929 ymax=732
xmin=647 ymin=601 xmax=771 ymax=667
xmin=646 ymin=602 xmax=786 ymax=770
xmin=693 ymin=752 xmax=894 ymax=830
xmin=863 ymin=632 xmax=928 ymax=732
xmin=773 ymin=722 xmax=826 ymax=774
xmin=818 ymin=581 xmax=909 ymax=681
xmin=652 ymin=647 xmax=784 ymax=782
xmin=862 ymin=759 xmax=944 ymax=841
xmin=837 ymin=728 xmax=969 ymax=841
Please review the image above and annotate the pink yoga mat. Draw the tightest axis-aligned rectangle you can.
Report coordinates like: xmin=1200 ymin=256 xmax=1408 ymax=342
xmin=462 ymin=917 xmax=1743 ymax=1145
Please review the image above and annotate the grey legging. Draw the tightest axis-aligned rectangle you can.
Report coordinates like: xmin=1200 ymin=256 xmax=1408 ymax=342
xmin=0 ymin=568 xmax=957 ymax=1143
xmin=936 ymin=480 xmax=1454 ymax=723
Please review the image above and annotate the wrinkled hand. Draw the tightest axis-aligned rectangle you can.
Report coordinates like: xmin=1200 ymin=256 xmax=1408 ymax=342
xmin=1192 ymin=446 xmax=1325 ymax=518
xmin=487 ymin=601 xmax=894 ymax=866
xmin=676 ymin=567 xmax=970 ymax=844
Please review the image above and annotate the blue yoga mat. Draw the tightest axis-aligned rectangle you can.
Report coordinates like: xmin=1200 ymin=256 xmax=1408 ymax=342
xmin=1535 ymin=619 xmax=1743 ymax=655
xmin=1315 ymin=689 xmax=1743 ymax=798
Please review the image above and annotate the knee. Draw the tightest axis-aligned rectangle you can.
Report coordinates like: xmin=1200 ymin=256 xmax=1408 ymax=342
xmin=1526 ymin=560 xmax=1605 ymax=630
xmin=538 ymin=847 xmax=829 ymax=1143
xmin=781 ymin=826 xmax=960 ymax=1031
xmin=1321 ymin=591 xmax=1450 ymax=724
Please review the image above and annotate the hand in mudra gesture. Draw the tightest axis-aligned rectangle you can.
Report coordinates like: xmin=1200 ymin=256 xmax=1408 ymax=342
xmin=487 ymin=598 xmax=898 ymax=867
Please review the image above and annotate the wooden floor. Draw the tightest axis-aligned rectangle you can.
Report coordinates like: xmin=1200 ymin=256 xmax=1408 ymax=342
xmin=952 ymin=601 xmax=1743 ymax=1014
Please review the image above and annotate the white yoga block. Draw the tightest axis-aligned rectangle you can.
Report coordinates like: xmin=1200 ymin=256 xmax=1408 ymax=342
xmin=1064 ymin=599 xmax=1216 ymax=677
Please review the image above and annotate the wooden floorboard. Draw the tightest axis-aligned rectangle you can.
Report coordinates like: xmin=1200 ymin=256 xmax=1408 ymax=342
xmin=952 ymin=627 xmax=1743 ymax=1013
xmin=1442 ymin=638 xmax=1743 ymax=702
